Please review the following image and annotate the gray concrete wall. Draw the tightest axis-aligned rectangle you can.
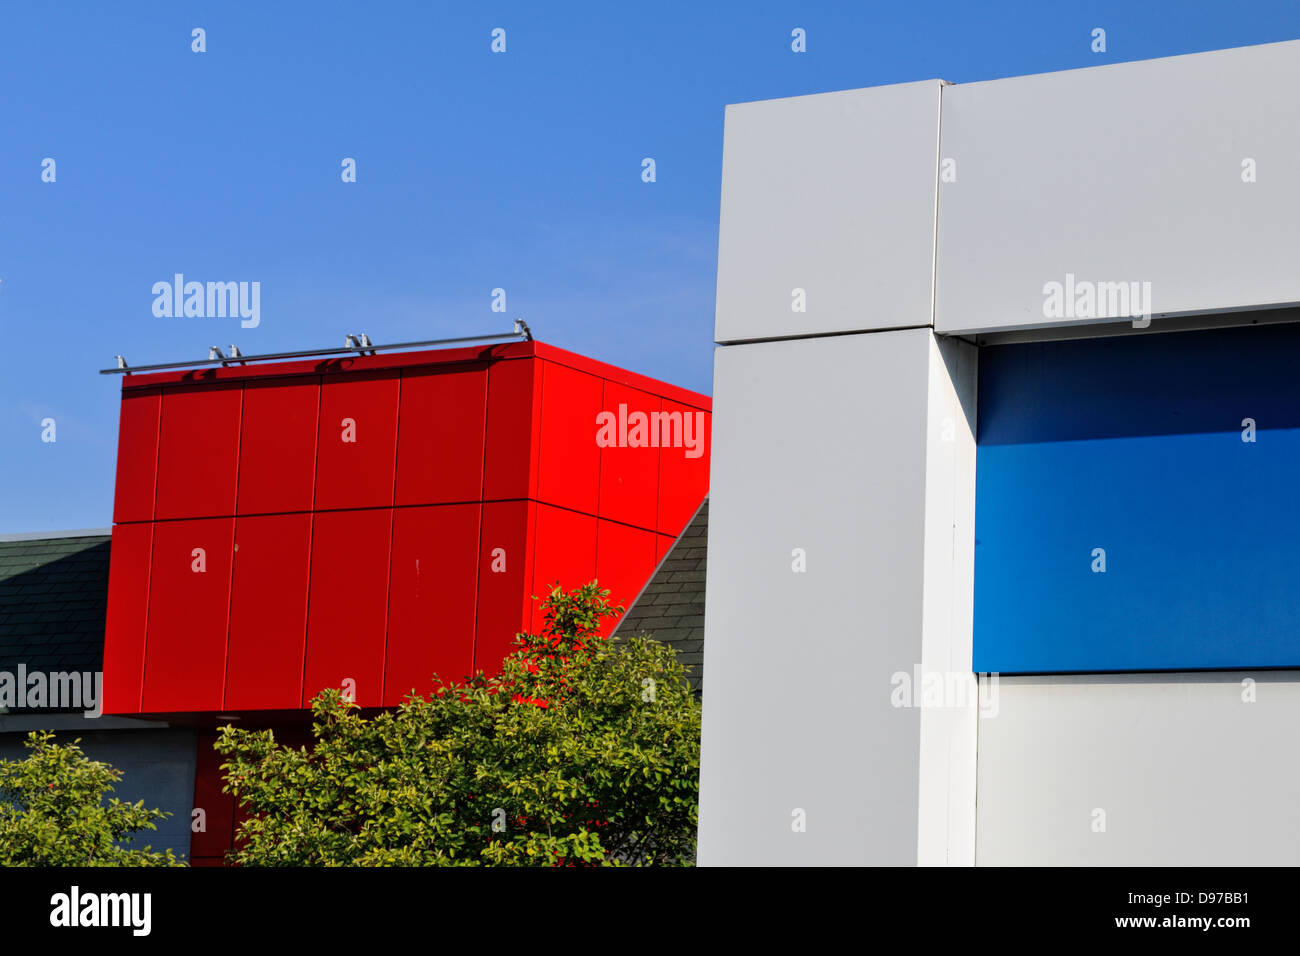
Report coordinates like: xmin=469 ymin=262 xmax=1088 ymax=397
xmin=0 ymin=725 xmax=195 ymax=860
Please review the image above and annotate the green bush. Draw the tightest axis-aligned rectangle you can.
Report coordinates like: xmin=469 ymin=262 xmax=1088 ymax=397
xmin=0 ymin=731 xmax=182 ymax=866
xmin=216 ymin=582 xmax=700 ymax=866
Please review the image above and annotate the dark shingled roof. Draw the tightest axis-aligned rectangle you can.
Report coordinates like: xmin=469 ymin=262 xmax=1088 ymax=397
xmin=0 ymin=534 xmax=111 ymax=710
xmin=612 ymin=499 xmax=707 ymax=693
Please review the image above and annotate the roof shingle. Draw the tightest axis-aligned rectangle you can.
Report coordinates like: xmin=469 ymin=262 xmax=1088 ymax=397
xmin=0 ymin=534 xmax=110 ymax=713
xmin=612 ymin=499 xmax=708 ymax=694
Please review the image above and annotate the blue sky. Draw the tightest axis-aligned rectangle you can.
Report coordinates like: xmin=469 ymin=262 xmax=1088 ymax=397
xmin=3 ymin=1 xmax=1298 ymax=532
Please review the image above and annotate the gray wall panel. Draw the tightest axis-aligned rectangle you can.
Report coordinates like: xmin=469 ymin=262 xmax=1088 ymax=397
xmin=976 ymin=674 xmax=1300 ymax=865
xmin=698 ymin=330 xmax=934 ymax=864
xmin=714 ymin=81 xmax=942 ymax=343
xmin=935 ymin=39 xmax=1300 ymax=335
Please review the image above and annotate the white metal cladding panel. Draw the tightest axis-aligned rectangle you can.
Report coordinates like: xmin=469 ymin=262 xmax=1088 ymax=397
xmin=714 ymin=81 xmax=943 ymax=344
xmin=976 ymin=674 xmax=1300 ymax=865
xmin=916 ymin=335 xmax=978 ymax=866
xmin=935 ymin=39 xmax=1300 ymax=335
xmin=698 ymin=329 xmax=932 ymax=865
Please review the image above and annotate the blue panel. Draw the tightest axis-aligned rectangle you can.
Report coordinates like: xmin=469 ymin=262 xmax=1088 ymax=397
xmin=974 ymin=324 xmax=1300 ymax=673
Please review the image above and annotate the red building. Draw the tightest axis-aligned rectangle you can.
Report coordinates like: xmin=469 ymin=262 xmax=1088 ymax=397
xmin=96 ymin=336 xmax=710 ymax=864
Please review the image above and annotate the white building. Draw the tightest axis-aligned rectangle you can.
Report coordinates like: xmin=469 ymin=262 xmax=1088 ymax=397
xmin=700 ymin=38 xmax=1300 ymax=865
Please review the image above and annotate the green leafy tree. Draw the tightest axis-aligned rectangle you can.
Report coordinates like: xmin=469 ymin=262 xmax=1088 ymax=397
xmin=0 ymin=731 xmax=183 ymax=866
xmin=216 ymin=581 xmax=700 ymax=866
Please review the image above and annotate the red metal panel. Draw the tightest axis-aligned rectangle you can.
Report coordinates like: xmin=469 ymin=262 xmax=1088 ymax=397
xmin=595 ymin=519 xmax=659 ymax=637
xmin=101 ymin=522 xmax=153 ymax=715
xmin=303 ymin=509 xmax=392 ymax=707
xmin=384 ymin=504 xmax=480 ymax=704
xmin=656 ymin=533 xmax=677 ymax=564
xmin=103 ymin=342 xmax=707 ymax=723
xmin=112 ymin=388 xmax=160 ymax=523
xmin=224 ymin=513 xmax=312 ymax=710
xmin=314 ymin=371 xmax=399 ymax=510
xmin=597 ymin=381 xmax=661 ymax=531
xmin=190 ymin=732 xmax=235 ymax=862
xmin=237 ymin=377 xmax=320 ymax=515
xmin=657 ymin=401 xmax=711 ymax=537
xmin=141 ymin=518 xmax=235 ymax=713
xmin=154 ymin=384 xmax=243 ymax=521
xmin=536 ymin=361 xmax=603 ymax=514
xmin=482 ymin=357 xmax=540 ymax=501
xmin=395 ymin=365 xmax=488 ymax=506
xmin=473 ymin=500 xmax=534 ymax=676
xmin=529 ymin=503 xmax=598 ymax=632
xmin=533 ymin=341 xmax=713 ymax=412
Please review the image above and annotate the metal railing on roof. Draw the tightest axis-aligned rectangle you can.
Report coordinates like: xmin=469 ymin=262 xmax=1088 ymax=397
xmin=99 ymin=320 xmax=533 ymax=375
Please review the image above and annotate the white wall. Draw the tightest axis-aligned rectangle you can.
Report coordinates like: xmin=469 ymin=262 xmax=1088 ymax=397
xmin=714 ymin=81 xmax=943 ymax=343
xmin=698 ymin=329 xmax=976 ymax=865
xmin=935 ymin=39 xmax=1300 ymax=334
xmin=976 ymin=673 xmax=1300 ymax=865
xmin=706 ymin=38 xmax=1300 ymax=866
